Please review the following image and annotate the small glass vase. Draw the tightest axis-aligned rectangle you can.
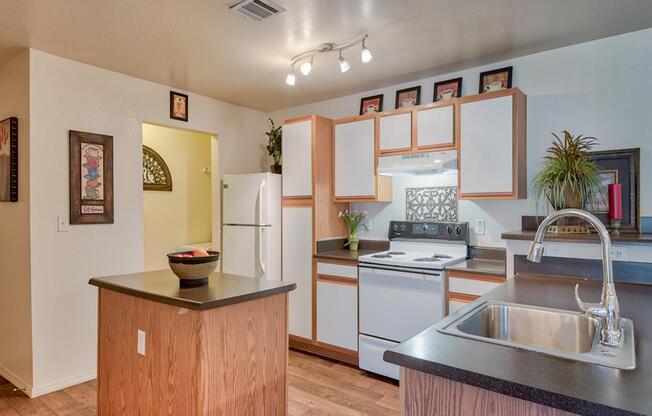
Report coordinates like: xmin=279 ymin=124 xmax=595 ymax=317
xmin=348 ymin=233 xmax=360 ymax=251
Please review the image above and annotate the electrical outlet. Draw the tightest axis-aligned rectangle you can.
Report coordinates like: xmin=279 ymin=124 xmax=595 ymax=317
xmin=57 ymin=216 xmax=69 ymax=232
xmin=474 ymin=219 xmax=485 ymax=235
xmin=611 ymin=246 xmax=628 ymax=261
xmin=137 ymin=330 xmax=146 ymax=356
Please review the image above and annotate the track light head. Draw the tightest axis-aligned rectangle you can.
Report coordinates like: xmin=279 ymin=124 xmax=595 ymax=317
xmin=339 ymin=51 xmax=350 ymax=73
xmin=285 ymin=70 xmax=296 ymax=86
xmin=361 ymin=39 xmax=373 ymax=63
xmin=300 ymin=58 xmax=312 ymax=76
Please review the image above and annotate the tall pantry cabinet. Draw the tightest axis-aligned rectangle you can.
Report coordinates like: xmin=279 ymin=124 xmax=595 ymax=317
xmin=281 ymin=116 xmax=349 ymax=343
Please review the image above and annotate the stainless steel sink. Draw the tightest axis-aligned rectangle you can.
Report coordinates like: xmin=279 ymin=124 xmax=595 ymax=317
xmin=437 ymin=301 xmax=636 ymax=370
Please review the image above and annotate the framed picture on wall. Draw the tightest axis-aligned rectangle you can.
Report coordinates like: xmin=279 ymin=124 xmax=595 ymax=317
xmin=479 ymin=66 xmax=513 ymax=93
xmin=0 ymin=117 xmax=18 ymax=202
xmin=587 ymin=148 xmax=640 ymax=233
xmin=69 ymin=130 xmax=114 ymax=224
xmin=359 ymin=94 xmax=384 ymax=115
xmin=170 ymin=91 xmax=189 ymax=122
xmin=395 ymin=86 xmax=421 ymax=109
xmin=433 ymin=78 xmax=463 ymax=102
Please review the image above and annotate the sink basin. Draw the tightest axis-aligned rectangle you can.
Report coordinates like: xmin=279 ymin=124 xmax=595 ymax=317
xmin=437 ymin=301 xmax=636 ymax=370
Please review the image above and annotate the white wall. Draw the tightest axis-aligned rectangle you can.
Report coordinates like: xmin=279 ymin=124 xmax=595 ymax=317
xmin=27 ymin=49 xmax=270 ymax=396
xmin=0 ymin=50 xmax=33 ymax=391
xmin=269 ymin=28 xmax=652 ymax=246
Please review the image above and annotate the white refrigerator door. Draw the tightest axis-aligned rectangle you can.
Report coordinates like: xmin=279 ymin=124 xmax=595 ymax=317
xmin=223 ymin=173 xmax=268 ymax=225
xmin=222 ymin=225 xmax=262 ymax=278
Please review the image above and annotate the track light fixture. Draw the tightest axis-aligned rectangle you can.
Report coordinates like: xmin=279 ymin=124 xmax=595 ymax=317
xmin=285 ymin=33 xmax=372 ymax=86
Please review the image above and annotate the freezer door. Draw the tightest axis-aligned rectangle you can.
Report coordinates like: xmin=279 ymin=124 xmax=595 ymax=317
xmin=221 ymin=225 xmax=262 ymax=278
xmin=223 ymin=173 xmax=268 ymax=225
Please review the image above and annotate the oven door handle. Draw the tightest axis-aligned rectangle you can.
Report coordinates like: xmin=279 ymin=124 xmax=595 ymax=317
xmin=362 ymin=267 xmax=441 ymax=281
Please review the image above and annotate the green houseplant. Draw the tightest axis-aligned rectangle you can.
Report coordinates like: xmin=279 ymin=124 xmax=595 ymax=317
xmin=532 ymin=131 xmax=601 ymax=211
xmin=338 ymin=210 xmax=367 ymax=251
xmin=265 ymin=118 xmax=282 ymax=174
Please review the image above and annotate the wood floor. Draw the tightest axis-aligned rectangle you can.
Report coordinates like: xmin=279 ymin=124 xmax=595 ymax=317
xmin=0 ymin=350 xmax=400 ymax=416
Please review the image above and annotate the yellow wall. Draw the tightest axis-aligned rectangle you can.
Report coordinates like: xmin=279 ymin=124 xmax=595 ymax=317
xmin=143 ymin=123 xmax=213 ymax=271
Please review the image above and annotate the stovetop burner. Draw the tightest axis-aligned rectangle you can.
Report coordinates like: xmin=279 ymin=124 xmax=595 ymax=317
xmin=388 ymin=251 xmax=406 ymax=255
xmin=371 ymin=253 xmax=392 ymax=259
xmin=413 ymin=254 xmax=454 ymax=262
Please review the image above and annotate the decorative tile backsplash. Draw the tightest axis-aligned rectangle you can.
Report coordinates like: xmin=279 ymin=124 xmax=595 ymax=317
xmin=406 ymin=187 xmax=458 ymax=222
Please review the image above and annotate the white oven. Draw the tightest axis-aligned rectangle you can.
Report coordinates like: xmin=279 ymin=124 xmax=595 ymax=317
xmin=358 ymin=264 xmax=444 ymax=379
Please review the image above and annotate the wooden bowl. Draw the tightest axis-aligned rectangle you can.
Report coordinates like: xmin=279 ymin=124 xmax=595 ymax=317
xmin=167 ymin=251 xmax=220 ymax=285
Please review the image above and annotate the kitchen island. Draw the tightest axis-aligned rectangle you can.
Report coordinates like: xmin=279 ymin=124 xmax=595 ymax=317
xmin=89 ymin=270 xmax=296 ymax=416
xmin=385 ymin=273 xmax=652 ymax=416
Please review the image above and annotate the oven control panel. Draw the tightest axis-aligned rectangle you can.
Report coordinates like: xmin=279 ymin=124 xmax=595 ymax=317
xmin=389 ymin=220 xmax=469 ymax=243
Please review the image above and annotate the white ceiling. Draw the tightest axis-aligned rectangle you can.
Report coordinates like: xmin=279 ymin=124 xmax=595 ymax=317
xmin=1 ymin=0 xmax=652 ymax=112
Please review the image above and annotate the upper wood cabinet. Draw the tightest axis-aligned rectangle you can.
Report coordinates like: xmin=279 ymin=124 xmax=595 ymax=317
xmin=334 ymin=117 xmax=392 ymax=202
xmin=282 ymin=118 xmax=312 ymax=197
xmin=379 ymin=111 xmax=412 ymax=153
xmin=416 ymin=103 xmax=455 ymax=149
xmin=458 ymin=88 xmax=527 ymax=200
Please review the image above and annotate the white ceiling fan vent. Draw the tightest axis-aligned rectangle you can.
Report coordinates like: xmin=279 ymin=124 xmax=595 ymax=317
xmin=230 ymin=0 xmax=285 ymax=21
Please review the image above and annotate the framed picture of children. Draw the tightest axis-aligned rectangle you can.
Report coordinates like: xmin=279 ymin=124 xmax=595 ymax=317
xmin=69 ymin=130 xmax=114 ymax=224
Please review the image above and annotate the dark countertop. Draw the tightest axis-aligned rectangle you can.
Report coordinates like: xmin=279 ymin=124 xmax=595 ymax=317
xmin=384 ymin=274 xmax=652 ymax=416
xmin=89 ymin=270 xmax=296 ymax=311
xmin=313 ymin=249 xmax=380 ymax=262
xmin=445 ymin=259 xmax=506 ymax=276
xmin=502 ymin=230 xmax=652 ymax=245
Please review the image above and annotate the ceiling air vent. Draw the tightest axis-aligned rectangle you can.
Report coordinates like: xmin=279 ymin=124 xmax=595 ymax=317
xmin=230 ymin=0 xmax=285 ymax=21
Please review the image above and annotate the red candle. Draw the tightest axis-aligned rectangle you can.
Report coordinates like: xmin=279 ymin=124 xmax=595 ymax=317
xmin=608 ymin=183 xmax=622 ymax=220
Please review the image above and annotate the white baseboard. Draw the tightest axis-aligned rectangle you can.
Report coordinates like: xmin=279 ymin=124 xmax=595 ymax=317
xmin=0 ymin=363 xmax=32 ymax=397
xmin=29 ymin=370 xmax=96 ymax=398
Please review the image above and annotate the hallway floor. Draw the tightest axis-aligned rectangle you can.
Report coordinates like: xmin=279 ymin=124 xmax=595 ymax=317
xmin=0 ymin=350 xmax=400 ymax=415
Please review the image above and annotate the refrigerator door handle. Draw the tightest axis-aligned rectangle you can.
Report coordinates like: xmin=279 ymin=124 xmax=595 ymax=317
xmin=257 ymin=178 xmax=266 ymax=226
xmin=258 ymin=227 xmax=266 ymax=275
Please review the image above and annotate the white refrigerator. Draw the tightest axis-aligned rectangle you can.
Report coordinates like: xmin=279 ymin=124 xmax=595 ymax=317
xmin=221 ymin=173 xmax=281 ymax=281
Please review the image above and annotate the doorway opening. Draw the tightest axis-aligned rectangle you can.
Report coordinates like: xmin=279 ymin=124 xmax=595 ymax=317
xmin=142 ymin=123 xmax=218 ymax=271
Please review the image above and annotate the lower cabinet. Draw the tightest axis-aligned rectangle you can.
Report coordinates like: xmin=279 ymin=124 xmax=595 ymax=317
xmin=316 ymin=279 xmax=358 ymax=351
xmin=445 ymin=269 xmax=506 ymax=316
xmin=282 ymin=206 xmax=313 ymax=339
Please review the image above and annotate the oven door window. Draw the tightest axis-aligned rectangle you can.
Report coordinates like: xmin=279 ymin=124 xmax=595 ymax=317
xmin=359 ymin=266 xmax=444 ymax=342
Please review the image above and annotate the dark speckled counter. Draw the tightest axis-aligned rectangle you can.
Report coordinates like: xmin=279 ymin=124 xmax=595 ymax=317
xmin=384 ymin=274 xmax=652 ymax=416
xmin=89 ymin=270 xmax=296 ymax=310
xmin=313 ymin=249 xmax=380 ymax=262
xmin=445 ymin=259 xmax=506 ymax=276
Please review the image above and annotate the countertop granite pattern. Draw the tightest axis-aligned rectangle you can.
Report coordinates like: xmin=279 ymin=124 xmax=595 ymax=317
xmin=502 ymin=230 xmax=652 ymax=245
xmin=384 ymin=274 xmax=652 ymax=416
xmin=313 ymin=249 xmax=380 ymax=262
xmin=89 ymin=270 xmax=296 ymax=310
xmin=445 ymin=259 xmax=506 ymax=276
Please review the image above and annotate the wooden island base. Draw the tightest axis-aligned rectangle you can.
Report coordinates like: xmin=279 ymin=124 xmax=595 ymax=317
xmin=401 ymin=368 xmax=574 ymax=416
xmin=97 ymin=288 xmax=288 ymax=416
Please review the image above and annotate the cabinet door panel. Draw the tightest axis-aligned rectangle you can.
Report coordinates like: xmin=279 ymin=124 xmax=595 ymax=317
xmin=417 ymin=106 xmax=454 ymax=148
xmin=282 ymin=206 xmax=313 ymax=339
xmin=460 ymin=95 xmax=513 ymax=194
xmin=334 ymin=119 xmax=376 ymax=197
xmin=379 ymin=112 xmax=412 ymax=152
xmin=282 ymin=120 xmax=312 ymax=197
xmin=317 ymin=281 xmax=358 ymax=351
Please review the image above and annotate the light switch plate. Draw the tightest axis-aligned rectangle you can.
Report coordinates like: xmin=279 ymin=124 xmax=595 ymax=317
xmin=611 ymin=246 xmax=628 ymax=261
xmin=57 ymin=216 xmax=69 ymax=232
xmin=474 ymin=219 xmax=485 ymax=235
xmin=137 ymin=329 xmax=146 ymax=356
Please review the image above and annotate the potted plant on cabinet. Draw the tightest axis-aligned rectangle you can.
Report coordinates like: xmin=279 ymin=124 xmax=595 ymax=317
xmin=265 ymin=119 xmax=282 ymax=174
xmin=338 ymin=210 xmax=367 ymax=251
xmin=532 ymin=131 xmax=601 ymax=218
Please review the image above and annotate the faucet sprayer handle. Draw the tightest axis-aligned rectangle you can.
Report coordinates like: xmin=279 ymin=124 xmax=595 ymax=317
xmin=574 ymin=284 xmax=607 ymax=317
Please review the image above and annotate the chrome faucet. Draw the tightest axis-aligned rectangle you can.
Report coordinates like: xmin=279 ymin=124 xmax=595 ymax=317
xmin=527 ymin=209 xmax=622 ymax=347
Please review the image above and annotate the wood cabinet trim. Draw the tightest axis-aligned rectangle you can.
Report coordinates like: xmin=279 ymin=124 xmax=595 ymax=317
xmin=283 ymin=115 xmax=313 ymax=125
xmin=448 ymin=292 xmax=480 ymax=302
xmin=315 ymin=257 xmax=359 ymax=266
xmin=317 ymin=274 xmax=358 ymax=285
xmin=282 ymin=197 xmax=313 ymax=207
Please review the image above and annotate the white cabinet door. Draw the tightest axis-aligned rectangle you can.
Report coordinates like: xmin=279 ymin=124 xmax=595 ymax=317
xmin=317 ymin=281 xmax=358 ymax=351
xmin=417 ymin=105 xmax=454 ymax=148
xmin=460 ymin=95 xmax=513 ymax=194
xmin=282 ymin=120 xmax=312 ymax=197
xmin=379 ymin=112 xmax=411 ymax=152
xmin=282 ymin=206 xmax=313 ymax=339
xmin=334 ymin=119 xmax=376 ymax=198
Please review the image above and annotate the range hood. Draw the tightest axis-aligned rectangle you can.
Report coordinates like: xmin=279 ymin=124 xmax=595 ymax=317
xmin=377 ymin=150 xmax=458 ymax=176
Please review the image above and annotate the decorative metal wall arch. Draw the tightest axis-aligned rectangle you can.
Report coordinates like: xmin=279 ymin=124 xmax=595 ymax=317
xmin=143 ymin=145 xmax=173 ymax=191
